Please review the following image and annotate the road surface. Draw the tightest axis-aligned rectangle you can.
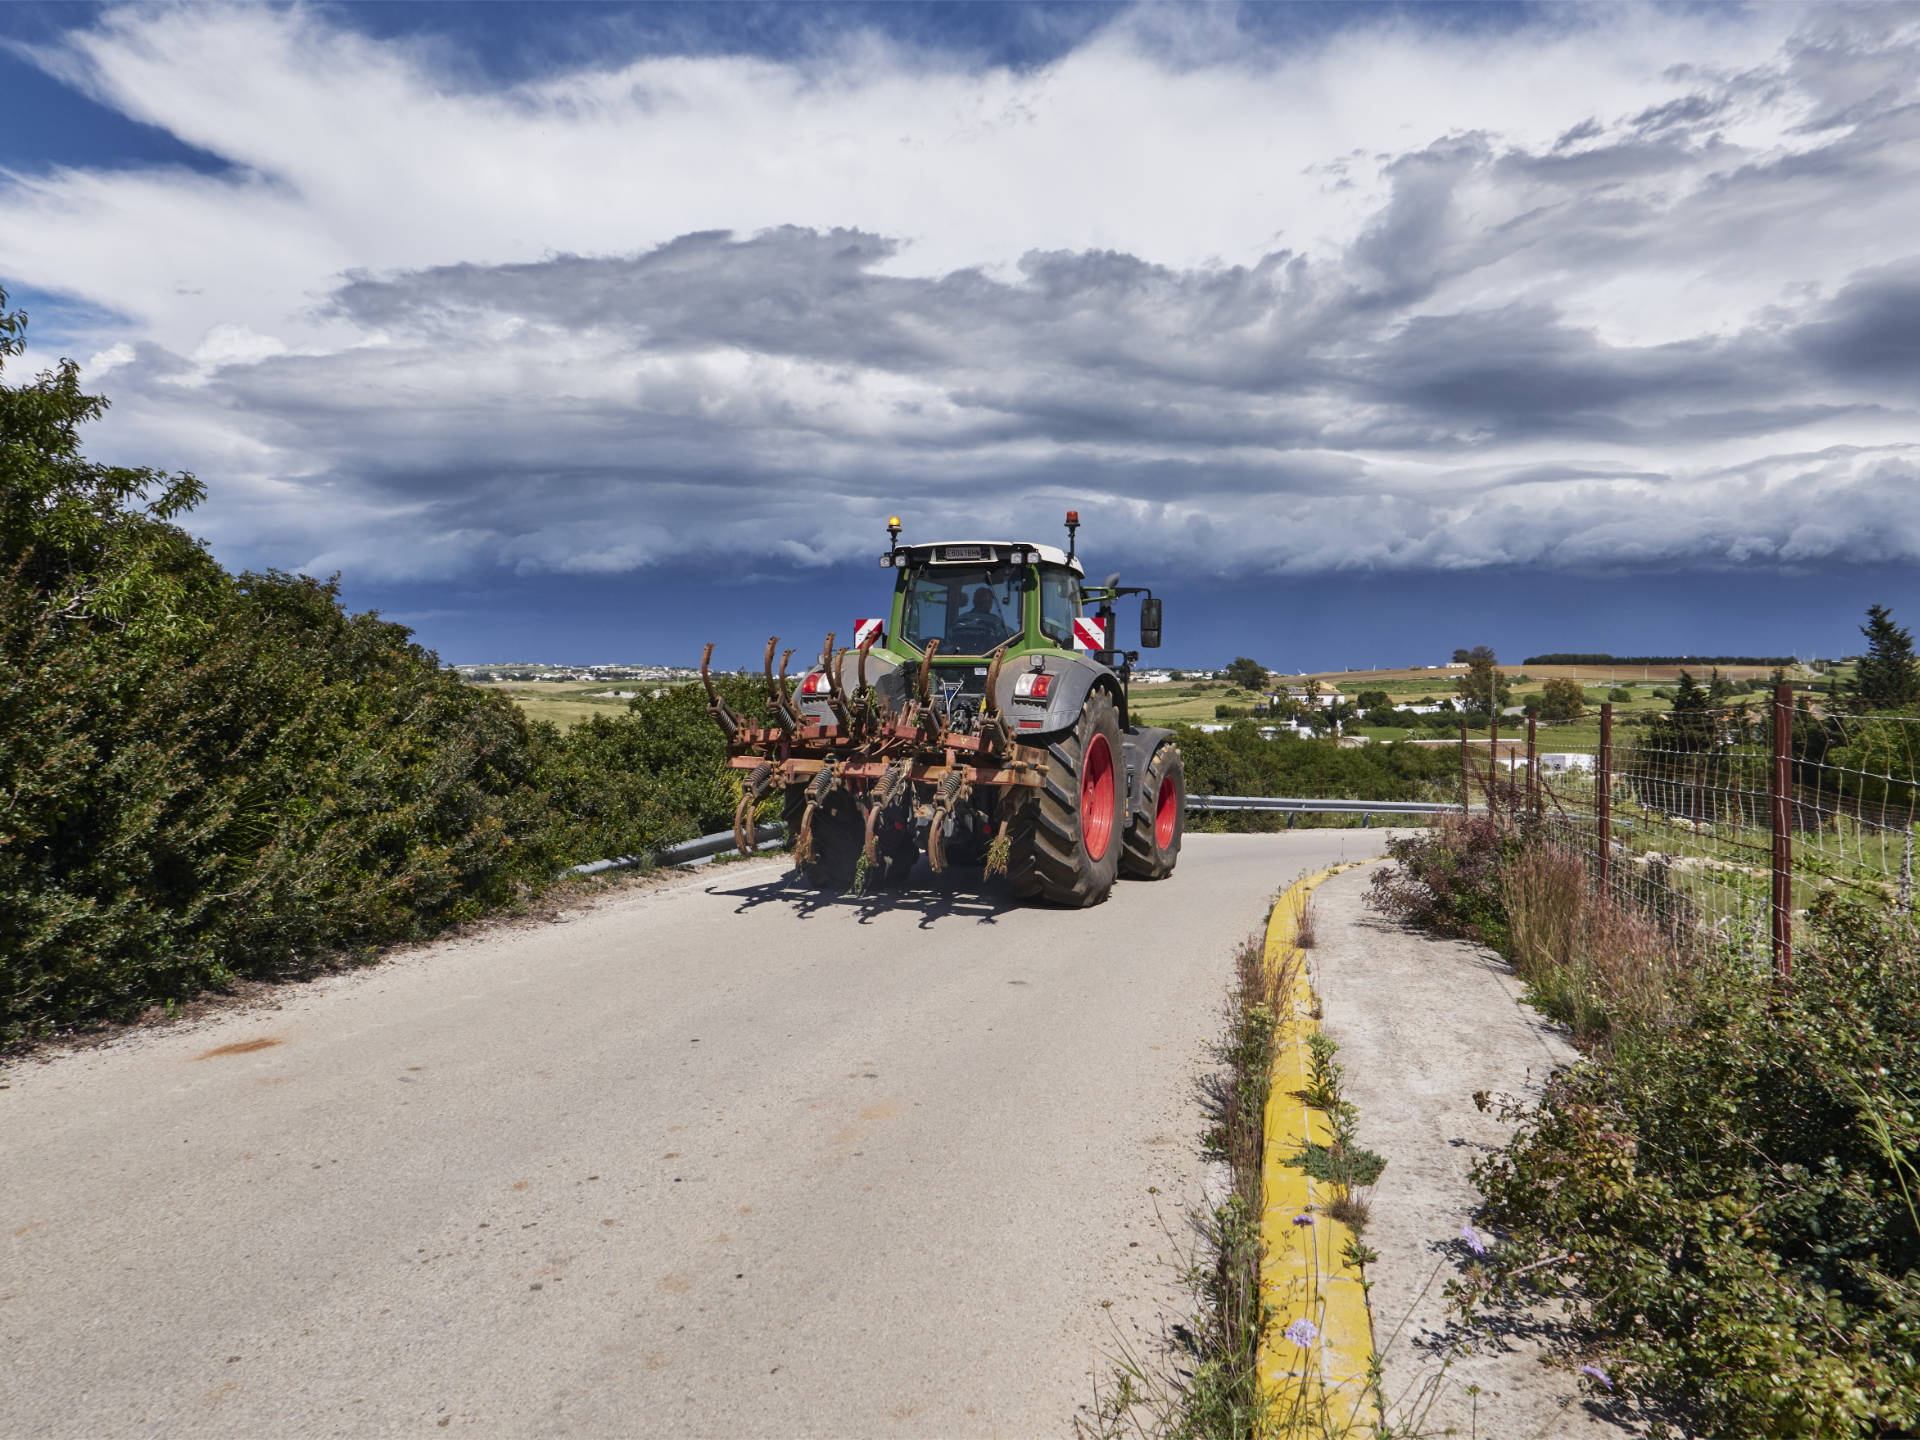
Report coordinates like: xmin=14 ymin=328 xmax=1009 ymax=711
xmin=3 ymin=831 xmax=1385 ymax=1438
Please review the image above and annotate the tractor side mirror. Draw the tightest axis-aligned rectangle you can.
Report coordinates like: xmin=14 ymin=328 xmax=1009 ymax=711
xmin=1139 ymin=597 xmax=1163 ymax=648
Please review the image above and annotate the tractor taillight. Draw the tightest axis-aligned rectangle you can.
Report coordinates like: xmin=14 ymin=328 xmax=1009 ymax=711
xmin=1013 ymin=671 xmax=1053 ymax=700
xmin=800 ymin=672 xmax=826 ymax=695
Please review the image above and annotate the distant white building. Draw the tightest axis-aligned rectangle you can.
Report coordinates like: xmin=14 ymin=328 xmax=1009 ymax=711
xmin=1539 ymin=753 xmax=1596 ymax=774
xmin=1273 ymin=685 xmax=1344 ymax=710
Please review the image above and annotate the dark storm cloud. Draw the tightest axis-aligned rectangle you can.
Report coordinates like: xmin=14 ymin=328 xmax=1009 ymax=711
xmin=1795 ymin=266 xmax=1920 ymax=383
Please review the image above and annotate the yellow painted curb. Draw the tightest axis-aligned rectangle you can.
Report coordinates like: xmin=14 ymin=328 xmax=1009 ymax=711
xmin=1257 ymin=864 xmax=1379 ymax=1437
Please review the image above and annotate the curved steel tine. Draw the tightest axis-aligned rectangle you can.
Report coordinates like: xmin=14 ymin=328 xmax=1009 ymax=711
xmin=763 ymin=637 xmax=798 ymax=732
xmin=917 ymin=638 xmax=941 ymax=706
xmin=825 ymin=646 xmax=853 ymax=728
xmin=701 ymin=641 xmax=738 ymax=738
xmin=775 ymin=648 xmax=799 ymax=729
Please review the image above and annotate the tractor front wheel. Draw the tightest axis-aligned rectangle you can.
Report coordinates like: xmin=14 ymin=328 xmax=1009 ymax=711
xmin=1120 ymin=742 xmax=1184 ymax=880
xmin=1007 ymin=689 xmax=1124 ymax=907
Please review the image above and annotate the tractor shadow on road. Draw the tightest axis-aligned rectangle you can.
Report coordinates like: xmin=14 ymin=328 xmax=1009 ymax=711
xmin=707 ymin=861 xmax=1021 ymax=928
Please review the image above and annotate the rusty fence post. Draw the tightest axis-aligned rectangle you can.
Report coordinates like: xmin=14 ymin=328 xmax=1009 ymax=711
xmin=1596 ymin=702 xmax=1613 ymax=894
xmin=1527 ymin=713 xmax=1539 ymax=820
xmin=1489 ymin=711 xmax=1500 ymax=819
xmin=1772 ymin=683 xmax=1794 ymax=980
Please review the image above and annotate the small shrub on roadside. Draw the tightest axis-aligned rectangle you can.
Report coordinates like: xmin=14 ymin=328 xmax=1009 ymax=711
xmin=1365 ymin=813 xmax=1518 ymax=949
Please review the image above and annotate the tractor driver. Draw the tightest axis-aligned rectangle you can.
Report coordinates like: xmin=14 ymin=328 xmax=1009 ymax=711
xmin=948 ymin=584 xmax=1013 ymax=654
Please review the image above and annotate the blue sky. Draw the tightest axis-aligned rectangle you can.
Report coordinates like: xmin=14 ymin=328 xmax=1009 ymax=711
xmin=5 ymin=1 xmax=1918 ymax=669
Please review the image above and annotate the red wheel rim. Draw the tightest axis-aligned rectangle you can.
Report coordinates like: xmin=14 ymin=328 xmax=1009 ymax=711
xmin=1081 ymin=732 xmax=1115 ymax=861
xmin=1154 ymin=771 xmax=1179 ymax=850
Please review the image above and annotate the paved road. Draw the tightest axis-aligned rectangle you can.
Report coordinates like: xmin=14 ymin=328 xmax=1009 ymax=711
xmin=3 ymin=831 xmax=1384 ymax=1439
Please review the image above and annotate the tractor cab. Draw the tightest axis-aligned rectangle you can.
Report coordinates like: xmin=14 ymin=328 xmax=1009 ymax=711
xmin=882 ymin=541 xmax=1083 ymax=659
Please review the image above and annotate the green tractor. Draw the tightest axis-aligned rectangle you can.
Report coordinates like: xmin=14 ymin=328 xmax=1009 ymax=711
xmin=701 ymin=511 xmax=1184 ymax=906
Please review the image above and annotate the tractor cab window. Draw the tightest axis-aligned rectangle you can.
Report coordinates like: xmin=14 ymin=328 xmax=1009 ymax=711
xmin=1039 ymin=568 xmax=1080 ymax=646
xmin=902 ymin=566 xmax=1023 ymax=656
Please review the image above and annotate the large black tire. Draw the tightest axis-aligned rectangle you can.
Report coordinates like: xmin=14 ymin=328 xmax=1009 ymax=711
xmin=782 ymin=784 xmax=863 ymax=890
xmin=1007 ymin=689 xmax=1125 ymax=907
xmin=1120 ymin=742 xmax=1184 ymax=880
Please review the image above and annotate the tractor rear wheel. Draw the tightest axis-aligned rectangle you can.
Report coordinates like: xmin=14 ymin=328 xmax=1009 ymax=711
xmin=1120 ymin=742 xmax=1184 ymax=880
xmin=783 ymin=784 xmax=863 ymax=890
xmin=1007 ymin=689 xmax=1124 ymax=907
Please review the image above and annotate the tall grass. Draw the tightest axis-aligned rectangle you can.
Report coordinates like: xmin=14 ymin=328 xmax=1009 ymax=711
xmin=1498 ymin=846 xmax=1690 ymax=1047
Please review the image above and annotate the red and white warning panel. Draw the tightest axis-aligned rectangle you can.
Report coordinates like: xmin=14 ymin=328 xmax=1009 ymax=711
xmin=853 ymin=618 xmax=885 ymax=648
xmin=1072 ymin=615 xmax=1108 ymax=651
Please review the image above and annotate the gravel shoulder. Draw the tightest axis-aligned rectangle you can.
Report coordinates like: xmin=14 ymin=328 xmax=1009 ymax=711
xmin=1308 ymin=862 xmax=1638 ymax=1439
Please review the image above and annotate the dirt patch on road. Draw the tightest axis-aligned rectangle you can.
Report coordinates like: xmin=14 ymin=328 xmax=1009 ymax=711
xmin=195 ymin=1037 xmax=285 ymax=1059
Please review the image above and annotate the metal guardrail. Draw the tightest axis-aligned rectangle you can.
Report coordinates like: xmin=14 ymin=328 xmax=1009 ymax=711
xmin=564 ymin=822 xmax=787 ymax=879
xmin=1186 ymin=794 xmax=1468 ymax=816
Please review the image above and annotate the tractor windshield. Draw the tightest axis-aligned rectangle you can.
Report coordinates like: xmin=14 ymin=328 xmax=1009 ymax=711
xmin=901 ymin=565 xmax=1024 ymax=656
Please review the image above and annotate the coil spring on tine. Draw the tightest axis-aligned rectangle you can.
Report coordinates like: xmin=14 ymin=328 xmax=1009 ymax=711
xmin=808 ymin=761 xmax=837 ymax=804
xmin=873 ymin=760 xmax=908 ymax=809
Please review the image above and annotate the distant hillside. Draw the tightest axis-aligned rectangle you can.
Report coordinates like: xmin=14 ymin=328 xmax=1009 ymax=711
xmin=1522 ymin=652 xmax=1797 ymax=668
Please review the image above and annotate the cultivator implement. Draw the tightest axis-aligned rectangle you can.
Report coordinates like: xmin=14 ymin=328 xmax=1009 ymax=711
xmin=701 ymin=634 xmax=1047 ymax=876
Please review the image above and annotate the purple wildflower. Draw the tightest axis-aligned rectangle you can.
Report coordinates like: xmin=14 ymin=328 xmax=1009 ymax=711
xmin=1460 ymin=1224 xmax=1487 ymax=1256
xmin=1284 ymin=1317 xmax=1319 ymax=1349
xmin=1580 ymin=1362 xmax=1613 ymax=1390
xmin=1292 ymin=1212 xmax=1314 ymax=1227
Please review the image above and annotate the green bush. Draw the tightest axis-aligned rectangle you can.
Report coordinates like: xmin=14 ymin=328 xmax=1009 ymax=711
xmin=1477 ymin=894 xmax=1920 ymax=1437
xmin=0 ymin=291 xmax=768 ymax=1044
xmin=1175 ymin=721 xmax=1458 ymax=832
xmin=1365 ymin=814 xmax=1516 ymax=948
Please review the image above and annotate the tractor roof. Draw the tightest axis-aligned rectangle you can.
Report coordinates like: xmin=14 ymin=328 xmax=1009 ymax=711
xmin=893 ymin=541 xmax=1083 ymax=576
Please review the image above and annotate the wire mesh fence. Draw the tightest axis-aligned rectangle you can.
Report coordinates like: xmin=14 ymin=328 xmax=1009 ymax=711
xmin=1470 ymin=690 xmax=1920 ymax=977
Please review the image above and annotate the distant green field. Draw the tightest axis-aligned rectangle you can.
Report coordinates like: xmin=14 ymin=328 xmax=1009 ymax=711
xmin=473 ymin=661 xmax=1832 ymax=737
xmin=475 ymin=679 xmax=675 ymax=731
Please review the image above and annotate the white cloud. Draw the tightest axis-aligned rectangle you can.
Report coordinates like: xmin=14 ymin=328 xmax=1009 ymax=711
xmin=3 ymin=2 xmax=1919 ymax=585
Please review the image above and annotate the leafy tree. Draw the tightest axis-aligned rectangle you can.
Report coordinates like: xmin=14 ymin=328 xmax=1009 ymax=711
xmin=0 ymin=288 xmax=211 ymax=637
xmin=1364 ymin=706 xmax=1398 ymax=728
xmin=1538 ymin=676 xmax=1586 ymax=721
xmin=1222 ymin=656 xmax=1269 ymax=691
xmin=1453 ymin=646 xmax=1511 ymax=715
xmin=1706 ymin=666 xmax=1737 ymax=707
xmin=1848 ymin=604 xmax=1920 ymax=712
xmin=1354 ymin=689 xmax=1391 ymax=711
xmin=1669 ymin=669 xmax=1709 ymax=711
xmin=1607 ymin=687 xmax=1633 ymax=702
